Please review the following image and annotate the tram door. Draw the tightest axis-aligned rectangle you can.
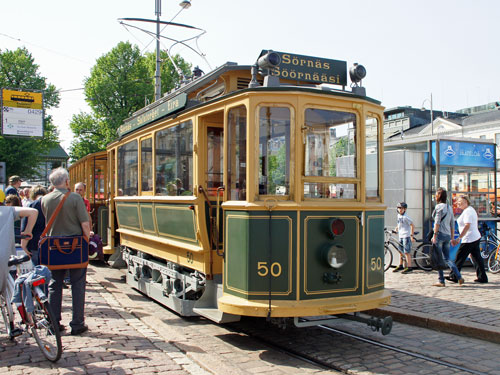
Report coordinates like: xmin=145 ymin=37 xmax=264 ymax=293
xmin=201 ymin=111 xmax=224 ymax=250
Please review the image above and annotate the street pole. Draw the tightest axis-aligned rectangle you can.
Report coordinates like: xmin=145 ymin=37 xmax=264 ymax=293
xmin=430 ymin=93 xmax=434 ymax=136
xmin=154 ymin=0 xmax=162 ymax=101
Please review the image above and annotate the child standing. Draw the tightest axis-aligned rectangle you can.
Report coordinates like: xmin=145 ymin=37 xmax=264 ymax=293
xmin=393 ymin=202 xmax=415 ymax=274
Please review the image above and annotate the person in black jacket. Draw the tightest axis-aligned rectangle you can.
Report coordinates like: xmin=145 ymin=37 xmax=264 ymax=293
xmin=21 ymin=185 xmax=48 ymax=266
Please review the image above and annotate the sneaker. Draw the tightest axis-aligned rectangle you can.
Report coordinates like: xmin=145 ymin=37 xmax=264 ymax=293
xmin=433 ymin=282 xmax=445 ymax=287
xmin=393 ymin=265 xmax=404 ymax=272
xmin=401 ymin=267 xmax=413 ymax=274
xmin=444 ymin=276 xmax=458 ymax=283
xmin=458 ymin=278 xmax=465 ymax=286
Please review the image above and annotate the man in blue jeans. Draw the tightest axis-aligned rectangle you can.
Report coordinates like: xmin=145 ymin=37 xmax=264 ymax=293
xmin=41 ymin=168 xmax=90 ymax=335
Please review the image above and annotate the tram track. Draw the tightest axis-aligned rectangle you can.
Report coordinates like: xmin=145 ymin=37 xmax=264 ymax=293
xmin=228 ymin=318 xmax=492 ymax=375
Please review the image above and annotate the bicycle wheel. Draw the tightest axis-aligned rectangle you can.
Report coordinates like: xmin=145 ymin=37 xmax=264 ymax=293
xmin=487 ymin=249 xmax=500 ymax=274
xmin=30 ymin=298 xmax=62 ymax=362
xmin=0 ymin=294 xmax=12 ymax=336
xmin=384 ymin=245 xmax=393 ymax=272
xmin=414 ymin=244 xmax=432 ymax=271
xmin=479 ymin=239 xmax=497 ymax=259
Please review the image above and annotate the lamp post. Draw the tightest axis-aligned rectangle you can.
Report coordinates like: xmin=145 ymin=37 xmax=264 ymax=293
xmin=154 ymin=0 xmax=192 ymax=101
xmin=421 ymin=93 xmax=434 ymax=136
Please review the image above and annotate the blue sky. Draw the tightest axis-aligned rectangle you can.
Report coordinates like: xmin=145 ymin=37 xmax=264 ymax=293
xmin=1 ymin=0 xmax=499 ymax=151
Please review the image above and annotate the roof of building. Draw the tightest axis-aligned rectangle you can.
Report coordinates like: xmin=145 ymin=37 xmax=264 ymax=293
xmin=42 ymin=144 xmax=68 ymax=160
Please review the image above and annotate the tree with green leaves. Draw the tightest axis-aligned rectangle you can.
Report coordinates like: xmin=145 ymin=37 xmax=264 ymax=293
xmin=0 ymin=47 xmax=60 ymax=178
xmin=69 ymin=42 xmax=191 ymax=161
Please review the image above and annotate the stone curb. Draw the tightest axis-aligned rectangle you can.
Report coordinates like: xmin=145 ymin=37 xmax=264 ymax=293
xmin=367 ymin=307 xmax=500 ymax=344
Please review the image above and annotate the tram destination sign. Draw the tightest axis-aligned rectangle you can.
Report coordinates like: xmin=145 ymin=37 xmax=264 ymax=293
xmin=261 ymin=50 xmax=347 ymax=86
xmin=1 ymin=89 xmax=44 ymax=137
xmin=118 ymin=93 xmax=188 ymax=137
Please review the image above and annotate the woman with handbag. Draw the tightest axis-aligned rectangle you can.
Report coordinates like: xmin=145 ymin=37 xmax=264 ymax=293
xmin=450 ymin=195 xmax=488 ymax=284
xmin=431 ymin=187 xmax=463 ymax=287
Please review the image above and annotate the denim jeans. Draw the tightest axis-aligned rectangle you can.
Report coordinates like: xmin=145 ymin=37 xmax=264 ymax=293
xmin=436 ymin=232 xmax=462 ymax=283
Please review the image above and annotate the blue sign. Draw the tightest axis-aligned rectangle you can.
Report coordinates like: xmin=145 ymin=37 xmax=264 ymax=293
xmin=431 ymin=140 xmax=495 ymax=168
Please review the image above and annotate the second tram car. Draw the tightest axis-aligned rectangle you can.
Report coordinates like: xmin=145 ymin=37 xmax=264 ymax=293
xmin=96 ymin=50 xmax=391 ymax=332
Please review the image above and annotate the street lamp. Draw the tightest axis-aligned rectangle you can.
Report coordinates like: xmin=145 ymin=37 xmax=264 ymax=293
xmin=421 ymin=93 xmax=434 ymax=136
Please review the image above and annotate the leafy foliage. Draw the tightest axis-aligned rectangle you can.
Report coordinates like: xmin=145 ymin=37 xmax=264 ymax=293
xmin=69 ymin=42 xmax=191 ymax=161
xmin=0 ymin=47 xmax=60 ymax=178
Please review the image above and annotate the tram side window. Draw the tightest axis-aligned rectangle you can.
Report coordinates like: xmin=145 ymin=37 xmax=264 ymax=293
xmin=155 ymin=120 xmax=193 ymax=196
xmin=366 ymin=116 xmax=379 ymax=198
xmin=259 ymin=107 xmax=290 ymax=196
xmin=141 ymin=138 xmax=153 ymax=192
xmin=227 ymin=106 xmax=247 ymax=200
xmin=117 ymin=140 xmax=138 ymax=196
xmin=303 ymin=108 xmax=356 ymax=199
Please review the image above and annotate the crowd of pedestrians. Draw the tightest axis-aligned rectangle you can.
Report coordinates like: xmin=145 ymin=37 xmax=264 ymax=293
xmin=394 ymin=187 xmax=489 ymax=287
xmin=1 ymin=168 xmax=91 ymax=335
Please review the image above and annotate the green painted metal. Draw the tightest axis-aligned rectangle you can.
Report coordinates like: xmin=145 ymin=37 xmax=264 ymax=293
xmin=365 ymin=212 xmax=385 ymax=291
xmin=140 ymin=204 xmax=156 ymax=234
xmin=300 ymin=211 xmax=360 ymax=300
xmin=224 ymin=211 xmax=297 ymax=300
xmin=98 ymin=206 xmax=108 ymax=244
xmin=116 ymin=203 xmax=141 ymax=230
xmin=155 ymin=204 xmax=197 ymax=243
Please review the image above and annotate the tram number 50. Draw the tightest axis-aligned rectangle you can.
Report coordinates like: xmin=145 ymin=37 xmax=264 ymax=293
xmin=370 ymin=257 xmax=383 ymax=271
xmin=257 ymin=262 xmax=282 ymax=277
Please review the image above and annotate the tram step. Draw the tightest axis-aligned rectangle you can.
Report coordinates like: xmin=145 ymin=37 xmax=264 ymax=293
xmin=193 ymin=307 xmax=241 ymax=323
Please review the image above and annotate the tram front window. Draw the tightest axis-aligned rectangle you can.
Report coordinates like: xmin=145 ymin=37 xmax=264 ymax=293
xmin=258 ymin=106 xmax=291 ymax=196
xmin=303 ymin=108 xmax=357 ymax=199
xmin=227 ymin=105 xmax=247 ymax=200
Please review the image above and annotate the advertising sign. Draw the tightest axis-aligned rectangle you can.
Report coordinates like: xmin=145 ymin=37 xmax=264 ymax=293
xmin=1 ymin=89 xmax=44 ymax=137
xmin=431 ymin=140 xmax=495 ymax=168
xmin=260 ymin=50 xmax=347 ymax=86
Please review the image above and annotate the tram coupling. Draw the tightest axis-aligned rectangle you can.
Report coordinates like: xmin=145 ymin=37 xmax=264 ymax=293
xmin=293 ymin=312 xmax=393 ymax=336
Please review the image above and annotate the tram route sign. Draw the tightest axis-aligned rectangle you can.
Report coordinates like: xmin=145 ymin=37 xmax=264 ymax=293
xmin=260 ymin=50 xmax=347 ymax=86
xmin=118 ymin=93 xmax=188 ymax=137
xmin=1 ymin=88 xmax=44 ymax=137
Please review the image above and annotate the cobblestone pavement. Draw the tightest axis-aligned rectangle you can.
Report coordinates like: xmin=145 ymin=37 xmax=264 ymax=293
xmin=1 ymin=265 xmax=336 ymax=375
xmin=374 ymin=266 xmax=500 ymax=342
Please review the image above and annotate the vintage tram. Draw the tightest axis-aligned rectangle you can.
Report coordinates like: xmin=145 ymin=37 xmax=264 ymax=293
xmin=68 ymin=151 xmax=114 ymax=255
xmin=101 ymin=50 xmax=391 ymax=331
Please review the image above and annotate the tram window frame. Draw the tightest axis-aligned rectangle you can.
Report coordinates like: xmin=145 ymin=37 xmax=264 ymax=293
xmin=257 ymin=104 xmax=293 ymax=199
xmin=140 ymin=136 xmax=154 ymax=195
xmin=117 ymin=139 xmax=139 ymax=197
xmin=365 ymin=115 xmax=381 ymax=200
xmin=227 ymin=105 xmax=247 ymax=201
xmin=155 ymin=120 xmax=194 ymax=196
xmin=302 ymin=107 xmax=359 ymax=200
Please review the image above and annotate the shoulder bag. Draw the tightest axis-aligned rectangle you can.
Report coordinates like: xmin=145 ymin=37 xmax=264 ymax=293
xmin=38 ymin=192 xmax=89 ymax=270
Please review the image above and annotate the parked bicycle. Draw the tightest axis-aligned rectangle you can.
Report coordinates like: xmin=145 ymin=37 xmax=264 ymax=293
xmin=487 ymin=243 xmax=500 ymax=273
xmin=479 ymin=222 xmax=499 ymax=259
xmin=384 ymin=228 xmax=433 ymax=272
xmin=0 ymin=253 xmax=62 ymax=362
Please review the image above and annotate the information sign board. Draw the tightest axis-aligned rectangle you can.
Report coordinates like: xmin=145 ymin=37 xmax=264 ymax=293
xmin=1 ymin=89 xmax=44 ymax=137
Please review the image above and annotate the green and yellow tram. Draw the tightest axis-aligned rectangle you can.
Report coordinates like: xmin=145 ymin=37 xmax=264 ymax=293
xmin=106 ymin=50 xmax=391 ymax=331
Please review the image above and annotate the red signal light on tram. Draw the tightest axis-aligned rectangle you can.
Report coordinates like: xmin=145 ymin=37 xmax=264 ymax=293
xmin=330 ymin=219 xmax=345 ymax=236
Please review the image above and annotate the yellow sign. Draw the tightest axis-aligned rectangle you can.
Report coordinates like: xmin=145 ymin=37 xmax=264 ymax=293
xmin=2 ymin=89 xmax=43 ymax=109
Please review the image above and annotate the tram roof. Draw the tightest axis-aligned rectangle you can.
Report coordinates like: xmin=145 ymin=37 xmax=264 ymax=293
xmin=118 ymin=61 xmax=380 ymax=139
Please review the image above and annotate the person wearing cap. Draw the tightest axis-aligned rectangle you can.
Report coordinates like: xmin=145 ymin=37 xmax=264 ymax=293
xmin=5 ymin=175 xmax=23 ymax=197
xmin=393 ymin=202 xmax=415 ymax=274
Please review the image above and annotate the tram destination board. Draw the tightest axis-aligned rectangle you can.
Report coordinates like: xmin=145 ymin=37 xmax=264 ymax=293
xmin=261 ymin=50 xmax=347 ymax=86
xmin=117 ymin=93 xmax=188 ymax=137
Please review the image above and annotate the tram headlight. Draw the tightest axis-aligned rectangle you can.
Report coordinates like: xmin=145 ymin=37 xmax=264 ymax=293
xmin=257 ymin=51 xmax=281 ymax=70
xmin=324 ymin=244 xmax=348 ymax=269
xmin=349 ymin=63 xmax=366 ymax=84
